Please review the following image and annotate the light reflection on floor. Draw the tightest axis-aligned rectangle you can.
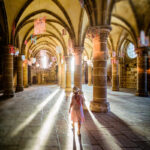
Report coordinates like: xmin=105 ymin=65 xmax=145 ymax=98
xmin=0 ymin=85 xmax=150 ymax=150
xmin=25 ymin=91 xmax=65 ymax=150
xmin=10 ymin=88 xmax=60 ymax=137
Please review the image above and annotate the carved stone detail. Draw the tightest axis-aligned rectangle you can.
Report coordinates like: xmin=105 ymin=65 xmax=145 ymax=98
xmin=65 ymin=56 xmax=72 ymax=64
xmin=88 ymin=25 xmax=111 ymax=42
xmin=73 ymin=46 xmax=84 ymax=55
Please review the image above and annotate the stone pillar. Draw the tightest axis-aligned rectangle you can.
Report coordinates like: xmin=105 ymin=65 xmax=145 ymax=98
xmin=148 ymin=54 xmax=150 ymax=93
xmin=37 ymin=72 xmax=41 ymax=84
xmin=136 ymin=47 xmax=149 ymax=96
xmin=61 ymin=60 xmax=66 ymax=88
xmin=28 ymin=65 xmax=32 ymax=85
xmin=41 ymin=72 xmax=43 ymax=84
xmin=88 ymin=64 xmax=92 ymax=86
xmin=82 ymin=62 xmax=85 ymax=84
xmin=65 ymin=56 xmax=72 ymax=92
xmin=90 ymin=26 xmax=111 ymax=112
xmin=58 ymin=62 xmax=61 ymax=86
xmin=119 ymin=59 xmax=124 ymax=88
xmin=23 ymin=63 xmax=28 ymax=88
xmin=112 ymin=57 xmax=119 ymax=91
xmin=16 ymin=55 xmax=24 ymax=92
xmin=73 ymin=47 xmax=83 ymax=90
xmin=3 ymin=46 xmax=14 ymax=97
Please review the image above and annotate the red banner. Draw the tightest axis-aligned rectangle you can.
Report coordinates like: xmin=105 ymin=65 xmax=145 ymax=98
xmin=34 ymin=17 xmax=46 ymax=35
xmin=24 ymin=40 xmax=28 ymax=45
xmin=9 ymin=45 xmax=15 ymax=55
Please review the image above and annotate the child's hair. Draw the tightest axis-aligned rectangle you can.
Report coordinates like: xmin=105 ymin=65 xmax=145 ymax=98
xmin=75 ymin=94 xmax=80 ymax=105
xmin=73 ymin=87 xmax=79 ymax=93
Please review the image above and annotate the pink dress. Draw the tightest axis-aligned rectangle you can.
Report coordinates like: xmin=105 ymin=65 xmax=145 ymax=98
xmin=70 ymin=94 xmax=85 ymax=122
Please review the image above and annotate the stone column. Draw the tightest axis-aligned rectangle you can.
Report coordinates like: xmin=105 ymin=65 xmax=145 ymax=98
xmin=28 ymin=65 xmax=32 ymax=85
xmin=112 ymin=57 xmax=119 ymax=91
xmin=37 ymin=72 xmax=41 ymax=84
xmin=16 ymin=55 xmax=24 ymax=92
xmin=3 ymin=46 xmax=14 ymax=97
xmin=58 ymin=62 xmax=61 ymax=86
xmin=41 ymin=72 xmax=43 ymax=84
xmin=23 ymin=63 xmax=28 ymax=88
xmin=148 ymin=54 xmax=150 ymax=93
xmin=136 ymin=47 xmax=149 ymax=96
xmin=90 ymin=26 xmax=111 ymax=112
xmin=88 ymin=64 xmax=92 ymax=86
xmin=65 ymin=56 xmax=72 ymax=92
xmin=61 ymin=60 xmax=66 ymax=88
xmin=119 ymin=59 xmax=124 ymax=88
xmin=82 ymin=62 xmax=85 ymax=84
xmin=73 ymin=47 xmax=83 ymax=90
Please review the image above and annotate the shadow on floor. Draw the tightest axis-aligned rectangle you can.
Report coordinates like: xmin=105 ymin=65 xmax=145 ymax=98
xmin=78 ymin=134 xmax=83 ymax=150
xmin=72 ymin=130 xmax=83 ymax=150
xmin=73 ymin=130 xmax=76 ymax=150
xmin=83 ymin=109 xmax=150 ymax=150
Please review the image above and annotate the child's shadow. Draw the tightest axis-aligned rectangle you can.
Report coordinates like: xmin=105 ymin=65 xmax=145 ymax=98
xmin=73 ymin=132 xmax=76 ymax=150
xmin=78 ymin=134 xmax=83 ymax=150
xmin=72 ymin=131 xmax=83 ymax=150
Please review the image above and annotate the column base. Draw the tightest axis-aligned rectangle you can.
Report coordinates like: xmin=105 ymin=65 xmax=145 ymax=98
xmin=65 ymin=87 xmax=72 ymax=92
xmin=88 ymin=83 xmax=92 ymax=86
xmin=65 ymin=91 xmax=72 ymax=99
xmin=112 ymin=87 xmax=119 ymax=91
xmin=24 ymin=85 xmax=29 ymax=88
xmin=61 ymin=86 xmax=65 ymax=89
xmin=136 ymin=91 xmax=149 ymax=97
xmin=90 ymin=101 xmax=110 ymax=113
xmin=16 ymin=86 xmax=24 ymax=92
xmin=3 ymin=90 xmax=14 ymax=97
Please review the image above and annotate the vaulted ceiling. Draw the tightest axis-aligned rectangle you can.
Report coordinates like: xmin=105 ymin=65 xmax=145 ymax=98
xmin=0 ymin=0 xmax=150 ymax=62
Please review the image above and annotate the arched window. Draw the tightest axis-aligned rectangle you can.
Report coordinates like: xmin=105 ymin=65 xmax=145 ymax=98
xmin=127 ymin=43 xmax=137 ymax=59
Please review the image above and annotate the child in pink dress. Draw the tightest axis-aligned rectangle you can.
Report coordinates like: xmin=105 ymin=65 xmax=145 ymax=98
xmin=69 ymin=87 xmax=85 ymax=135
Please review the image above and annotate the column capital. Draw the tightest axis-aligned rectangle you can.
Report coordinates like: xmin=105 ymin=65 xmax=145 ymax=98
xmin=88 ymin=25 xmax=111 ymax=39
xmin=65 ymin=55 xmax=72 ymax=62
xmin=73 ymin=46 xmax=84 ymax=55
xmin=136 ymin=46 xmax=150 ymax=56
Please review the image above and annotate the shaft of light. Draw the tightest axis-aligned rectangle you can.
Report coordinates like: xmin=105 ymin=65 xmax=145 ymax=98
xmin=10 ymin=88 xmax=59 ymax=137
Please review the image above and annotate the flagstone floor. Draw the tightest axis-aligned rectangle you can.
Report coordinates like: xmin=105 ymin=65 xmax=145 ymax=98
xmin=0 ymin=85 xmax=150 ymax=150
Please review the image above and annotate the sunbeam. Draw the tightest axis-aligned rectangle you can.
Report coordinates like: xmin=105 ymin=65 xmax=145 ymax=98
xmin=10 ymin=88 xmax=60 ymax=137
xmin=24 ymin=91 xmax=65 ymax=150
xmin=65 ymin=95 xmax=74 ymax=150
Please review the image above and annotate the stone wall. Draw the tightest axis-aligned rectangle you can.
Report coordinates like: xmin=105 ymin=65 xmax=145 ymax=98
xmin=148 ymin=57 xmax=150 ymax=93
xmin=122 ymin=58 xmax=137 ymax=89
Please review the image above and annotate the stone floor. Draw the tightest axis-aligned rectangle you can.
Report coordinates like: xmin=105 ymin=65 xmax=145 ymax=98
xmin=0 ymin=85 xmax=150 ymax=150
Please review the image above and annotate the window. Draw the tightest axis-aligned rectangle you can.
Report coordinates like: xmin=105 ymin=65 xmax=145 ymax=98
xmin=127 ymin=43 xmax=137 ymax=58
